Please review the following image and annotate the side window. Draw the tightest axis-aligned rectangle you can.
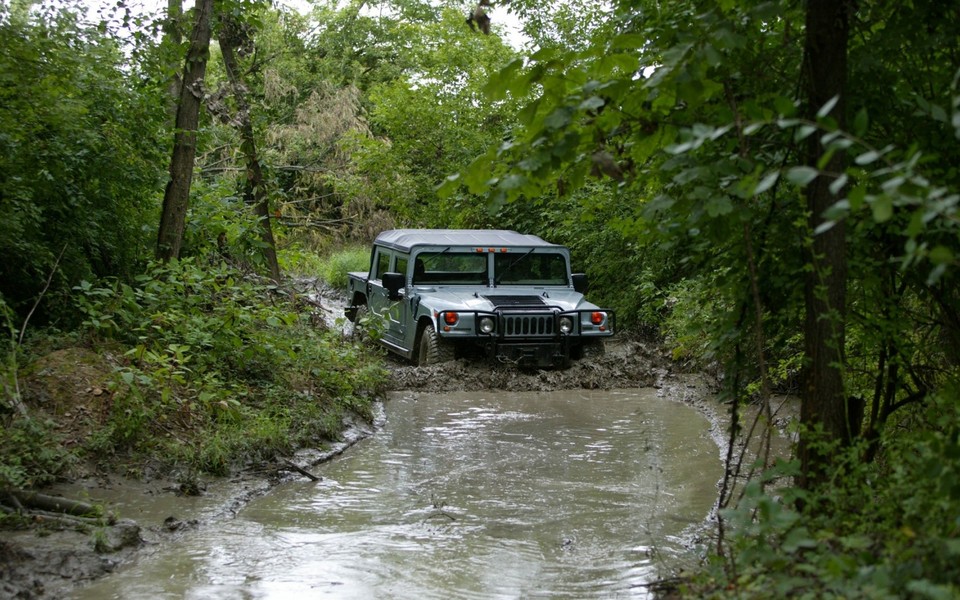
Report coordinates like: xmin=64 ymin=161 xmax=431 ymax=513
xmin=395 ymin=255 xmax=409 ymax=280
xmin=374 ymin=249 xmax=391 ymax=280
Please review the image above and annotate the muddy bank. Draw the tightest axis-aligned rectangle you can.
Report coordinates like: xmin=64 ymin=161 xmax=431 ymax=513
xmin=1 ymin=337 xmax=722 ymax=599
xmin=0 ymin=409 xmax=381 ymax=600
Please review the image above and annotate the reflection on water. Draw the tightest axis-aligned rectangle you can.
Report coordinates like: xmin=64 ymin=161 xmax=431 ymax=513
xmin=73 ymin=388 xmax=721 ymax=599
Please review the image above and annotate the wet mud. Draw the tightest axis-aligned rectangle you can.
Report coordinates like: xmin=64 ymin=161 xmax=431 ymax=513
xmin=2 ymin=290 xmax=728 ymax=599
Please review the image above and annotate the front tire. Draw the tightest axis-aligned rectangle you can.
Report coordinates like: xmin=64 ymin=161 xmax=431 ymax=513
xmin=416 ymin=323 xmax=454 ymax=365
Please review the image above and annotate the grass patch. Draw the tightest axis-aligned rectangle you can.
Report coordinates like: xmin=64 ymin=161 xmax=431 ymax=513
xmin=318 ymin=246 xmax=370 ymax=290
xmin=279 ymin=244 xmax=370 ymax=291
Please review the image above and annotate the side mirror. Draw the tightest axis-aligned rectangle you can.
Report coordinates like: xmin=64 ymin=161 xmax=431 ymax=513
xmin=572 ymin=273 xmax=589 ymax=294
xmin=382 ymin=272 xmax=405 ymax=301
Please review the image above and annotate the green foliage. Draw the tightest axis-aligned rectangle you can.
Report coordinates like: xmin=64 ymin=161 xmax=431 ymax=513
xmin=0 ymin=297 xmax=19 ymax=415
xmin=312 ymin=246 xmax=370 ymax=289
xmin=239 ymin=0 xmax=522 ymax=239
xmin=0 ymin=3 xmax=166 ymax=323
xmin=181 ymin=178 xmax=276 ymax=271
xmin=693 ymin=390 xmax=960 ymax=598
xmin=0 ymin=417 xmax=75 ymax=490
xmin=73 ymin=259 xmax=387 ymax=473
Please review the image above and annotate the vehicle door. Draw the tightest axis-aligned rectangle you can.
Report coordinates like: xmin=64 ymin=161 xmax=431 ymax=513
xmin=366 ymin=246 xmax=392 ymax=329
xmin=367 ymin=248 xmax=408 ymax=347
xmin=390 ymin=254 xmax=410 ymax=346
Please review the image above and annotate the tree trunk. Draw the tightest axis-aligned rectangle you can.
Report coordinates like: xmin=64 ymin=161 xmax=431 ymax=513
xmin=156 ymin=0 xmax=214 ymax=262
xmin=797 ymin=0 xmax=854 ymax=489
xmin=163 ymin=0 xmax=183 ymax=124
xmin=218 ymin=23 xmax=282 ymax=282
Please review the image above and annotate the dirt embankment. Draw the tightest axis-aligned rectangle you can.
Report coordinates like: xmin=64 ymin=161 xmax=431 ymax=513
xmin=1 ymin=331 xmax=710 ymax=599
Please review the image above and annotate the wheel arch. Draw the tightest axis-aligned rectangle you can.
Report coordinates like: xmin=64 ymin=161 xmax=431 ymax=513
xmin=346 ymin=292 xmax=367 ymax=322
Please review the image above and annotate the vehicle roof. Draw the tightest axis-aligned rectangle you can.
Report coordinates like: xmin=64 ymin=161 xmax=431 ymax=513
xmin=374 ymin=229 xmax=563 ymax=252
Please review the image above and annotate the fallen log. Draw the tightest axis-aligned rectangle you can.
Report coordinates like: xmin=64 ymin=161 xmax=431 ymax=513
xmin=4 ymin=490 xmax=112 ymax=521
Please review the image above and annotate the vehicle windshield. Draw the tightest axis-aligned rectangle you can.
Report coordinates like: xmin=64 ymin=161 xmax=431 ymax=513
xmin=413 ymin=252 xmax=488 ymax=285
xmin=494 ymin=252 xmax=568 ymax=286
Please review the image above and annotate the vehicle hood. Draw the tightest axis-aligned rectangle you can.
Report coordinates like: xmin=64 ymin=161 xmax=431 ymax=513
xmin=414 ymin=287 xmax=598 ymax=312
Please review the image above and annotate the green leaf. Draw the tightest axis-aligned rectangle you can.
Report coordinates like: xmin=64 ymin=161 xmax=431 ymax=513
xmin=794 ymin=125 xmax=817 ymax=141
xmin=928 ymin=245 xmax=954 ymax=265
xmin=814 ymin=220 xmax=837 ymax=235
xmin=753 ymin=171 xmax=780 ymax=196
xmin=774 ymin=95 xmax=797 ymax=116
xmin=610 ymin=33 xmax=647 ymax=49
xmin=829 ymin=174 xmax=848 ymax=195
xmin=930 ymin=103 xmax=948 ymax=123
xmin=705 ymin=196 xmax=733 ymax=216
xmin=544 ymin=107 xmax=572 ymax=130
xmin=499 ymin=174 xmax=527 ymax=191
xmin=853 ymin=108 xmax=869 ymax=136
xmin=823 ymin=199 xmax=850 ymax=220
xmin=578 ymin=96 xmax=606 ymax=111
xmin=871 ymin=194 xmax=893 ymax=222
xmin=817 ymin=95 xmax=839 ymax=118
xmin=847 ymin=185 xmax=867 ymax=210
xmin=484 ymin=59 xmax=523 ymax=100
xmin=786 ymin=166 xmax=819 ymax=186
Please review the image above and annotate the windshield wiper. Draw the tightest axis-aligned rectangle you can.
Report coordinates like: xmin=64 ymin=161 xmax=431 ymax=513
xmin=418 ymin=246 xmax=451 ymax=263
xmin=495 ymin=248 xmax=535 ymax=285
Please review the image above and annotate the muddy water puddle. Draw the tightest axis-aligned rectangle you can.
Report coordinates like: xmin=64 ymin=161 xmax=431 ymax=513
xmin=73 ymin=388 xmax=721 ymax=599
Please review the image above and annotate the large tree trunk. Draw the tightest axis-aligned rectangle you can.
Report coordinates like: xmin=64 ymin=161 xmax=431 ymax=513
xmin=797 ymin=0 xmax=854 ymax=489
xmin=218 ymin=21 xmax=281 ymax=282
xmin=156 ymin=0 xmax=214 ymax=262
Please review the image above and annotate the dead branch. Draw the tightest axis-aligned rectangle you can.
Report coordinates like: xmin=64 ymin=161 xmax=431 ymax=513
xmin=283 ymin=459 xmax=321 ymax=481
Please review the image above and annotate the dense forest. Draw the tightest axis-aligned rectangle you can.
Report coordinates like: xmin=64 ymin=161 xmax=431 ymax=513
xmin=1 ymin=0 xmax=959 ymax=596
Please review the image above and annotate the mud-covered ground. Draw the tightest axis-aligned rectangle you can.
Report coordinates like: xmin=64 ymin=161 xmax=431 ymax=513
xmin=391 ymin=337 xmax=674 ymax=391
xmin=2 ymin=305 xmax=724 ymax=599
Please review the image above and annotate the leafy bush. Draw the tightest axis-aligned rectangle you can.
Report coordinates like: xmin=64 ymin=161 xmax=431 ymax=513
xmin=73 ymin=258 xmax=387 ymax=473
xmin=0 ymin=417 xmax=74 ymax=490
xmin=0 ymin=6 xmax=164 ymax=324
xmin=690 ymin=390 xmax=960 ymax=598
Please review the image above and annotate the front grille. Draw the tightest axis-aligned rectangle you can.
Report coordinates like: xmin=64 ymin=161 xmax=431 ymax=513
xmin=503 ymin=313 xmax=555 ymax=337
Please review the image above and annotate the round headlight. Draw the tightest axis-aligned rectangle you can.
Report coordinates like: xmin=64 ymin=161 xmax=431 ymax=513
xmin=479 ymin=316 xmax=495 ymax=334
xmin=559 ymin=316 xmax=573 ymax=334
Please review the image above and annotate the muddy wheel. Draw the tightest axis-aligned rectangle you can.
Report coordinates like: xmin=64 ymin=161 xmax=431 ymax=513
xmin=417 ymin=323 xmax=454 ymax=365
xmin=352 ymin=305 xmax=370 ymax=341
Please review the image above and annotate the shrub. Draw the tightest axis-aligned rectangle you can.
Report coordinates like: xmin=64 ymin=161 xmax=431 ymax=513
xmin=72 ymin=258 xmax=387 ymax=473
xmin=690 ymin=389 xmax=960 ymax=598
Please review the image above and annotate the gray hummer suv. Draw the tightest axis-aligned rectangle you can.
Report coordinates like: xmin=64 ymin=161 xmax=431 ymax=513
xmin=345 ymin=229 xmax=614 ymax=368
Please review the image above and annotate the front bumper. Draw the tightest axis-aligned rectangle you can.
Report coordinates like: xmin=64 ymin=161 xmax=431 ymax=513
xmin=436 ymin=308 xmax=615 ymax=367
